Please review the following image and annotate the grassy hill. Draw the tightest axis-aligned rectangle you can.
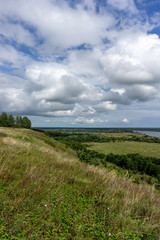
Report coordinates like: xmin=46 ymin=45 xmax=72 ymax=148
xmin=0 ymin=128 xmax=160 ymax=239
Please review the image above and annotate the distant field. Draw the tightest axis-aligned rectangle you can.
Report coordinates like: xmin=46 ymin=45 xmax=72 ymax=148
xmin=44 ymin=129 xmax=144 ymax=138
xmin=100 ymin=132 xmax=144 ymax=138
xmin=88 ymin=141 xmax=160 ymax=158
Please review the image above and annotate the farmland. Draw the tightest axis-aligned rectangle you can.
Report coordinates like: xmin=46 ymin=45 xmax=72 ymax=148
xmin=88 ymin=141 xmax=160 ymax=158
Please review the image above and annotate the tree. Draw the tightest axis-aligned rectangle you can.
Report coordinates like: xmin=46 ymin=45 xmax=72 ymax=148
xmin=0 ymin=112 xmax=8 ymax=127
xmin=22 ymin=116 xmax=31 ymax=129
xmin=15 ymin=116 xmax=21 ymax=127
xmin=8 ymin=114 xmax=15 ymax=127
xmin=0 ymin=112 xmax=31 ymax=129
xmin=19 ymin=116 xmax=23 ymax=128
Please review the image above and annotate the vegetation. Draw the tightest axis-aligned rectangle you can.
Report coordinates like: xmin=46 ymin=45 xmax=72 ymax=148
xmin=52 ymin=139 xmax=160 ymax=184
xmin=43 ymin=130 xmax=160 ymax=144
xmin=43 ymin=130 xmax=160 ymax=181
xmin=1 ymin=128 xmax=160 ymax=239
xmin=60 ymin=140 xmax=105 ymax=166
xmin=88 ymin=141 xmax=160 ymax=158
xmin=0 ymin=112 xmax=31 ymax=129
xmin=105 ymin=153 xmax=160 ymax=181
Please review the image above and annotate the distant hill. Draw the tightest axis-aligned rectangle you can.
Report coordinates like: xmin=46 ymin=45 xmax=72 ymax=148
xmin=0 ymin=127 xmax=160 ymax=239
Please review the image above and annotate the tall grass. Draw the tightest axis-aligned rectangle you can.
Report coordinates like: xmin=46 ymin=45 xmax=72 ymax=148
xmin=0 ymin=128 xmax=160 ymax=239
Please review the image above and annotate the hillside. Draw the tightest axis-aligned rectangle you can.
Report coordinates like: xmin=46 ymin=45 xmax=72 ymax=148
xmin=0 ymin=128 xmax=160 ymax=239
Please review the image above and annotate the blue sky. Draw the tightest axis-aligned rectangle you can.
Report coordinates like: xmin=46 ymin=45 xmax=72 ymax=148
xmin=0 ymin=0 xmax=160 ymax=127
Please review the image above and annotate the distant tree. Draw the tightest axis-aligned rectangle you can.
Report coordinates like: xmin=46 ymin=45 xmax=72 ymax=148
xmin=0 ymin=114 xmax=1 ymax=127
xmin=8 ymin=114 xmax=15 ymax=127
xmin=0 ymin=112 xmax=8 ymax=127
xmin=15 ymin=116 xmax=24 ymax=128
xmin=15 ymin=116 xmax=21 ymax=127
xmin=19 ymin=116 xmax=23 ymax=128
xmin=22 ymin=116 xmax=31 ymax=129
xmin=0 ymin=112 xmax=31 ymax=129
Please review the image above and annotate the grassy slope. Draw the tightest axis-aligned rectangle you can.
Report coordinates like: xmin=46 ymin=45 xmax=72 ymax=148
xmin=0 ymin=128 xmax=160 ymax=240
xmin=88 ymin=141 xmax=160 ymax=158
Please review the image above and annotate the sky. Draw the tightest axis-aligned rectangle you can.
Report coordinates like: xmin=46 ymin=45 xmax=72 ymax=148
xmin=0 ymin=0 xmax=160 ymax=128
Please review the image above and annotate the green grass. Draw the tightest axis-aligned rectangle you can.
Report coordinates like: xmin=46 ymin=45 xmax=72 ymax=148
xmin=0 ymin=128 xmax=160 ymax=239
xmin=88 ymin=141 xmax=160 ymax=158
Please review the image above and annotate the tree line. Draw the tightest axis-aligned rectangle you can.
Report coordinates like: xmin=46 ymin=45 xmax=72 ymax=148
xmin=0 ymin=112 xmax=31 ymax=129
xmin=105 ymin=153 xmax=160 ymax=181
xmin=44 ymin=131 xmax=160 ymax=144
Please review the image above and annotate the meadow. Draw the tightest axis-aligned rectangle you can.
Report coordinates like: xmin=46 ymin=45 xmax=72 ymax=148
xmin=0 ymin=128 xmax=160 ymax=239
xmin=88 ymin=141 xmax=160 ymax=158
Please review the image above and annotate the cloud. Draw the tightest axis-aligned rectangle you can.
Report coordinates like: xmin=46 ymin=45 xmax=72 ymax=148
xmin=101 ymin=33 xmax=160 ymax=86
xmin=126 ymin=85 xmax=157 ymax=102
xmin=0 ymin=0 xmax=160 ymax=127
xmin=74 ymin=117 xmax=95 ymax=124
xmin=26 ymin=61 xmax=107 ymax=106
xmin=0 ymin=44 xmax=30 ymax=67
xmin=107 ymin=0 xmax=138 ymax=14
xmin=0 ymin=21 xmax=35 ymax=47
xmin=94 ymin=101 xmax=117 ymax=112
xmin=0 ymin=0 xmax=114 ymax=54
xmin=0 ymin=73 xmax=29 ymax=112
xmin=68 ymin=48 xmax=104 ymax=80
xmin=122 ymin=118 xmax=129 ymax=123
xmin=32 ymin=75 xmax=85 ymax=104
xmin=111 ymin=88 xmax=126 ymax=95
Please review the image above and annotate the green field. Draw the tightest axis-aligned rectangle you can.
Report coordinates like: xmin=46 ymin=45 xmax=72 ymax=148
xmin=88 ymin=141 xmax=160 ymax=158
xmin=100 ymin=132 xmax=144 ymax=138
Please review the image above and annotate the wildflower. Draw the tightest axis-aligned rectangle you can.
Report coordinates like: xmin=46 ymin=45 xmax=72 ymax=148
xmin=109 ymin=233 xmax=111 ymax=237
xmin=45 ymin=204 xmax=47 ymax=207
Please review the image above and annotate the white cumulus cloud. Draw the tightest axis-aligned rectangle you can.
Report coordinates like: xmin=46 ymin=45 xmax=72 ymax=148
xmin=122 ymin=118 xmax=129 ymax=123
xmin=0 ymin=0 xmax=160 ymax=126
